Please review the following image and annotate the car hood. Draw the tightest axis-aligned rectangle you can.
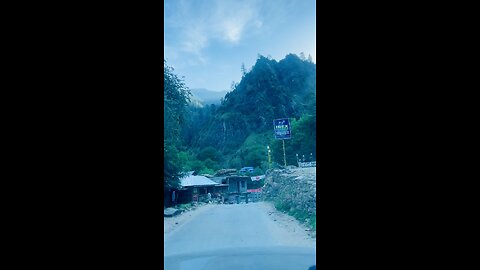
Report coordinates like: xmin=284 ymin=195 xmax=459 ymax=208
xmin=164 ymin=246 xmax=316 ymax=270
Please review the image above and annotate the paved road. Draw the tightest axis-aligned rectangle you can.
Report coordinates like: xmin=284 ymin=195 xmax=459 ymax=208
xmin=164 ymin=202 xmax=315 ymax=256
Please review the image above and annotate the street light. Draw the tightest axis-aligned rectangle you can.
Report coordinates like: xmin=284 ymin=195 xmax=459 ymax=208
xmin=267 ymin=145 xmax=271 ymax=169
xmin=296 ymin=154 xmax=299 ymax=166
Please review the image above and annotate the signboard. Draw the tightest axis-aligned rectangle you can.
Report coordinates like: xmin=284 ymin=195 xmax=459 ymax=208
xmin=273 ymin=118 xmax=291 ymax=140
xmin=251 ymin=175 xmax=265 ymax=181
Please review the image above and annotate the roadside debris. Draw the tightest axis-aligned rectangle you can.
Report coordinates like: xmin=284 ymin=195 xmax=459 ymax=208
xmin=164 ymin=207 xmax=182 ymax=217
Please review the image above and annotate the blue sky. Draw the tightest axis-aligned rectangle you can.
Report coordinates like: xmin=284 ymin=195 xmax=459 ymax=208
xmin=164 ymin=0 xmax=316 ymax=92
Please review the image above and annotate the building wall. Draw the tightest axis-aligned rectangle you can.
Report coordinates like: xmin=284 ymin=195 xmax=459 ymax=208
xmin=227 ymin=177 xmax=248 ymax=193
xmin=239 ymin=180 xmax=247 ymax=193
xmin=177 ymin=189 xmax=193 ymax=204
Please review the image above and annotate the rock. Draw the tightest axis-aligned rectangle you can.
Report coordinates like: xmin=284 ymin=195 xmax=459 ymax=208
xmin=164 ymin=207 xmax=181 ymax=217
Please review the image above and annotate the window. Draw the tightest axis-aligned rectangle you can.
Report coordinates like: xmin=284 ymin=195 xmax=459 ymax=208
xmin=241 ymin=181 xmax=245 ymax=188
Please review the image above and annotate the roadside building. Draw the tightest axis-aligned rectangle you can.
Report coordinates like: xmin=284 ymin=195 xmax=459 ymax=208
xmin=177 ymin=174 xmax=228 ymax=203
xmin=225 ymin=176 xmax=249 ymax=194
xmin=222 ymin=175 xmax=249 ymax=203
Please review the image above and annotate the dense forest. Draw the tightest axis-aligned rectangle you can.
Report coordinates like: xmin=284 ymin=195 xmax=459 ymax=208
xmin=164 ymin=53 xmax=316 ymax=189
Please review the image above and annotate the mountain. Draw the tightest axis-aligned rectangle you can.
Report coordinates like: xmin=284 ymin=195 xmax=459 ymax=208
xmin=188 ymin=95 xmax=204 ymax=108
xmin=190 ymin=88 xmax=228 ymax=105
xmin=187 ymin=54 xmax=316 ymax=166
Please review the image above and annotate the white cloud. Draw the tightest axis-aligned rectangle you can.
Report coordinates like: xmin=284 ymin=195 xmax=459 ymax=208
xmin=164 ymin=0 xmax=265 ymax=64
xmin=209 ymin=0 xmax=259 ymax=43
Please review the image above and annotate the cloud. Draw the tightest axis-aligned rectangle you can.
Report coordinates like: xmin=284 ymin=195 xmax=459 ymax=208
xmin=164 ymin=0 xmax=265 ymax=64
xmin=209 ymin=0 xmax=259 ymax=43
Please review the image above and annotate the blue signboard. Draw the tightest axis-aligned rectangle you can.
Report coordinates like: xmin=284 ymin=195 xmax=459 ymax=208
xmin=273 ymin=118 xmax=291 ymax=140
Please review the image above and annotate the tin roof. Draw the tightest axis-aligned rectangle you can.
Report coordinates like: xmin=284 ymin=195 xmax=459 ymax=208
xmin=209 ymin=176 xmax=226 ymax=184
xmin=180 ymin=175 xmax=218 ymax=187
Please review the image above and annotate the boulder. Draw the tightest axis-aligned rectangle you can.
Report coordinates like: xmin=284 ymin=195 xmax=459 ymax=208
xmin=164 ymin=207 xmax=181 ymax=217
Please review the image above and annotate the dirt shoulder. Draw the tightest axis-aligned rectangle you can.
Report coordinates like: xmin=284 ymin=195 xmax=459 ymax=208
xmin=164 ymin=203 xmax=216 ymax=236
xmin=258 ymin=201 xmax=316 ymax=246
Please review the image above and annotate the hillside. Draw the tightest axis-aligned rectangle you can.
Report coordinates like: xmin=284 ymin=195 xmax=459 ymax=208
xmin=185 ymin=54 xmax=316 ymax=169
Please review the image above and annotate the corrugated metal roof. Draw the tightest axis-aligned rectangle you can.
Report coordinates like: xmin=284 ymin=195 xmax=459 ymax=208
xmin=180 ymin=175 xmax=218 ymax=187
xmin=209 ymin=176 xmax=226 ymax=184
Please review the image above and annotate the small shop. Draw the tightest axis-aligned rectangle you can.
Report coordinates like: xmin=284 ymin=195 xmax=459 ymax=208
xmin=177 ymin=174 xmax=225 ymax=203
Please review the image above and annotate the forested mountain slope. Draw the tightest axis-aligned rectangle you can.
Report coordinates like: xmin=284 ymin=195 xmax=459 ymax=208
xmin=181 ymin=54 xmax=316 ymax=169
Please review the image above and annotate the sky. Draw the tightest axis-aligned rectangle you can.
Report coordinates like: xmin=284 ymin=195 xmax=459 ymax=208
xmin=164 ymin=0 xmax=316 ymax=92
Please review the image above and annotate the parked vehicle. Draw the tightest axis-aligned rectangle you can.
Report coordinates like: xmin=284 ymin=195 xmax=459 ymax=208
xmin=239 ymin=167 xmax=254 ymax=173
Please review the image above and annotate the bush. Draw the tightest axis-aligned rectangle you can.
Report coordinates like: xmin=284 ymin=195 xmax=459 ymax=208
xmin=228 ymin=156 xmax=243 ymax=169
xmin=188 ymin=159 xmax=205 ymax=172
xmin=203 ymin=158 xmax=220 ymax=171
xmin=252 ymin=167 xmax=264 ymax=175
xmin=198 ymin=146 xmax=220 ymax=162
xmin=274 ymin=199 xmax=290 ymax=212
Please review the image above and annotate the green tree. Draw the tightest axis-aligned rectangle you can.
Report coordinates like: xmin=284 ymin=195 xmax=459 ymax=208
xmin=197 ymin=146 xmax=220 ymax=162
xmin=203 ymin=158 xmax=220 ymax=171
xmin=164 ymin=60 xmax=191 ymax=189
xmin=241 ymin=63 xmax=247 ymax=77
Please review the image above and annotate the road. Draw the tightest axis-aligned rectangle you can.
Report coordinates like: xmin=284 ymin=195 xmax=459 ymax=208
xmin=164 ymin=202 xmax=315 ymax=256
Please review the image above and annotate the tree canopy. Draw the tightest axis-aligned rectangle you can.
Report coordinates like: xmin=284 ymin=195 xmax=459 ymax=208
xmin=164 ymin=61 xmax=191 ymax=189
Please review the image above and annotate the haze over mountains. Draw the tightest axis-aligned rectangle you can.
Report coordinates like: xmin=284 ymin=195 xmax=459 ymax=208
xmin=189 ymin=88 xmax=228 ymax=106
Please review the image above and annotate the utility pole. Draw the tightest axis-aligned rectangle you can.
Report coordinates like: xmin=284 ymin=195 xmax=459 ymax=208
xmin=282 ymin=140 xmax=287 ymax=167
xmin=267 ymin=145 xmax=271 ymax=169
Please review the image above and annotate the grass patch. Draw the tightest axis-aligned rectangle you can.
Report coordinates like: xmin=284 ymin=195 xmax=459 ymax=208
xmin=274 ymin=199 xmax=290 ymax=212
xmin=272 ymin=199 xmax=316 ymax=231
xmin=176 ymin=203 xmax=192 ymax=211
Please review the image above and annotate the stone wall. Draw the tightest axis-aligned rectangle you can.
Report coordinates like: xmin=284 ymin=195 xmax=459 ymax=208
xmin=262 ymin=168 xmax=316 ymax=217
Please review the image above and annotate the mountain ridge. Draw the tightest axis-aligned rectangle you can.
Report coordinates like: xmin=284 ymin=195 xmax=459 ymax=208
xmin=191 ymin=54 xmax=316 ymax=157
xmin=189 ymin=88 xmax=228 ymax=106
